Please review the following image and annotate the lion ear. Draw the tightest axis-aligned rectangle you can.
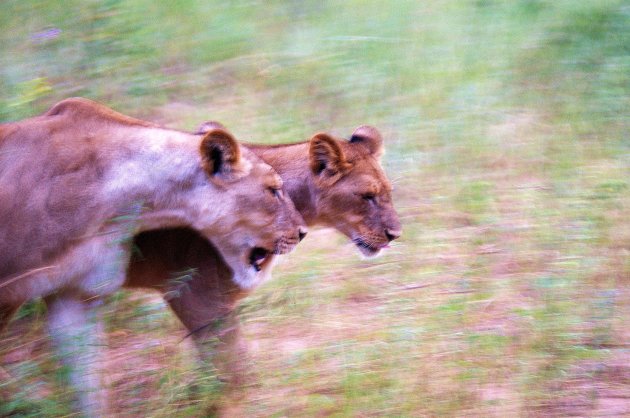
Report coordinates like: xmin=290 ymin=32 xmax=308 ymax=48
xmin=194 ymin=120 xmax=227 ymax=135
xmin=309 ymin=133 xmax=351 ymax=181
xmin=349 ymin=125 xmax=384 ymax=159
xmin=199 ymin=128 xmax=241 ymax=177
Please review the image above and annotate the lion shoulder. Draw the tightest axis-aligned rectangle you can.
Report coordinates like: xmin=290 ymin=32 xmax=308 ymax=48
xmin=0 ymin=100 xmax=175 ymax=281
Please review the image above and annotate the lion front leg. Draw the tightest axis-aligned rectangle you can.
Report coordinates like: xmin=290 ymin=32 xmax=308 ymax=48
xmin=0 ymin=304 xmax=20 ymax=404
xmin=164 ymin=277 xmax=251 ymax=388
xmin=45 ymin=294 xmax=108 ymax=417
xmin=40 ymin=237 xmax=129 ymax=415
xmin=0 ymin=304 xmax=18 ymax=333
xmin=191 ymin=311 xmax=250 ymax=387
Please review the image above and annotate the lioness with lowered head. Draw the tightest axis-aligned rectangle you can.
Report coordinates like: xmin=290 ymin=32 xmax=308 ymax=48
xmin=126 ymin=123 xmax=401 ymax=383
xmin=0 ymin=98 xmax=306 ymax=415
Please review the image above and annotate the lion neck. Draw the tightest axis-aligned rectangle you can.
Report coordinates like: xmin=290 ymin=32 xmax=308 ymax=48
xmin=247 ymin=142 xmax=320 ymax=225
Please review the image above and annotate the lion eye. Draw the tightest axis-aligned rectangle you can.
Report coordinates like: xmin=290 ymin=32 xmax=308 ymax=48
xmin=268 ymin=187 xmax=283 ymax=199
xmin=362 ymin=193 xmax=376 ymax=201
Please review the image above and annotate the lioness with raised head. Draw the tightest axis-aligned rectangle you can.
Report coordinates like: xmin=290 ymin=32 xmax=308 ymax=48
xmin=126 ymin=123 xmax=401 ymax=383
xmin=0 ymin=98 xmax=306 ymax=415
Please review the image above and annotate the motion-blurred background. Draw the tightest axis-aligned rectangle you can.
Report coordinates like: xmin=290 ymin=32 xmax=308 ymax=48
xmin=1 ymin=1 xmax=628 ymax=416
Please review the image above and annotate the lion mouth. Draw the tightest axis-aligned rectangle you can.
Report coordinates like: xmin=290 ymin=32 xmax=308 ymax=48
xmin=273 ymin=241 xmax=297 ymax=256
xmin=353 ymin=238 xmax=385 ymax=257
xmin=249 ymin=247 xmax=273 ymax=272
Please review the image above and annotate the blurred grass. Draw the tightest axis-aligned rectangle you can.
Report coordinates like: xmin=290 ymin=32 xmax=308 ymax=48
xmin=1 ymin=0 xmax=629 ymax=416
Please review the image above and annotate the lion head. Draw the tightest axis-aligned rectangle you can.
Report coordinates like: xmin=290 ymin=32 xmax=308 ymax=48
xmin=192 ymin=123 xmax=307 ymax=288
xmin=307 ymin=125 xmax=401 ymax=257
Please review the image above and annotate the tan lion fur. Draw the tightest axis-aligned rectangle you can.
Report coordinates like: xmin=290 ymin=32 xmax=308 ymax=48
xmin=125 ymin=125 xmax=401 ymax=383
xmin=0 ymin=98 xmax=305 ymax=414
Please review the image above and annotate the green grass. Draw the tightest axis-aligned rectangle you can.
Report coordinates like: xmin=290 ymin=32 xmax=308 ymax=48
xmin=1 ymin=0 xmax=629 ymax=416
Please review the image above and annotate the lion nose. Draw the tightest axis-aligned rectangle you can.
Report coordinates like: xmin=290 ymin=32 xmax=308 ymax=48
xmin=298 ymin=227 xmax=308 ymax=242
xmin=385 ymin=228 xmax=401 ymax=242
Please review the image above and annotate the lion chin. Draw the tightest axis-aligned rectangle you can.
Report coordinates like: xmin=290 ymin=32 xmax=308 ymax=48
xmin=353 ymin=237 xmax=388 ymax=258
xmin=231 ymin=253 xmax=277 ymax=290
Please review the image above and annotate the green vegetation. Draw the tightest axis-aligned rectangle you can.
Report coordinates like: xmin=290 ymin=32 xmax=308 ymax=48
xmin=1 ymin=0 xmax=628 ymax=416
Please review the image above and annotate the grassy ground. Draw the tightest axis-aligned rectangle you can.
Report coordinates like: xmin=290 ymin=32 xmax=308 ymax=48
xmin=1 ymin=1 xmax=629 ymax=416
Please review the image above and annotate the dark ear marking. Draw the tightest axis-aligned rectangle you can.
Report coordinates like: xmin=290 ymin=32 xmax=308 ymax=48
xmin=209 ymin=147 xmax=223 ymax=175
xmin=349 ymin=125 xmax=384 ymax=157
xmin=199 ymin=128 xmax=240 ymax=177
xmin=309 ymin=133 xmax=351 ymax=177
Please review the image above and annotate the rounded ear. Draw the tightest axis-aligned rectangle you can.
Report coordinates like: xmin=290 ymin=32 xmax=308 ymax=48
xmin=309 ymin=133 xmax=351 ymax=178
xmin=194 ymin=120 xmax=227 ymax=135
xmin=199 ymin=128 xmax=241 ymax=177
xmin=349 ymin=125 xmax=384 ymax=158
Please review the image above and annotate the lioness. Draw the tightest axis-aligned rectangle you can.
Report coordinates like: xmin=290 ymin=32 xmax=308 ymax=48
xmin=0 ymin=98 xmax=305 ymax=415
xmin=126 ymin=123 xmax=401 ymax=382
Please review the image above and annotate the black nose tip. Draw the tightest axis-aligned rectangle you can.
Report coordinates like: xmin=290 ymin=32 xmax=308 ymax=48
xmin=385 ymin=229 xmax=401 ymax=242
xmin=298 ymin=227 xmax=308 ymax=242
